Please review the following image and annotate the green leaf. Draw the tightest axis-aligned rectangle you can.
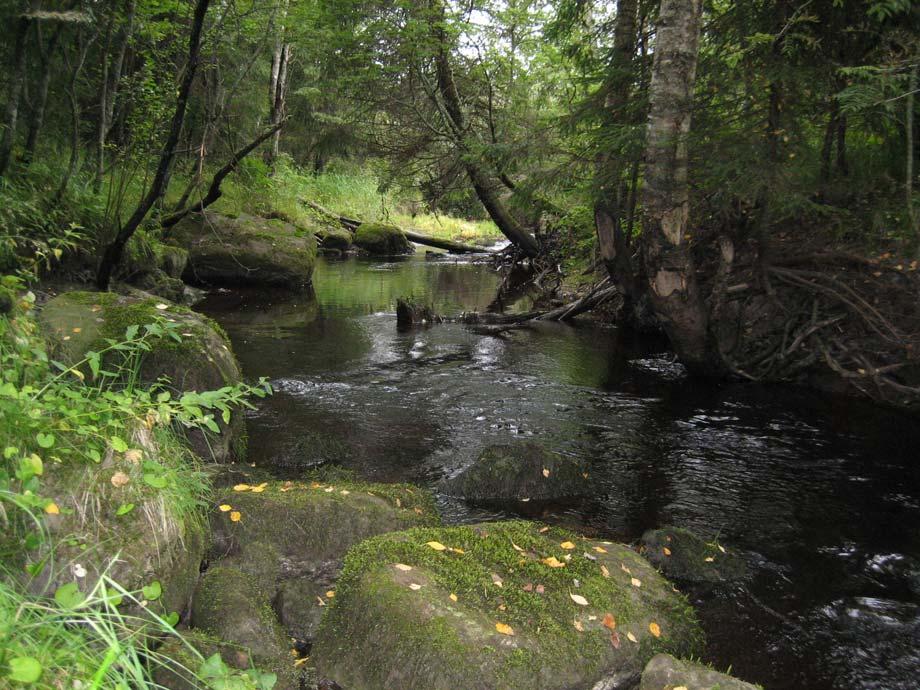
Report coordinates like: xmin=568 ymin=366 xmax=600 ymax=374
xmin=142 ymin=580 xmax=162 ymax=601
xmin=54 ymin=582 xmax=85 ymax=609
xmin=6 ymin=656 xmax=43 ymax=683
xmin=36 ymin=432 xmax=54 ymax=448
xmin=198 ymin=653 xmax=228 ymax=680
xmin=110 ymin=436 xmax=128 ymax=452
xmin=164 ymin=611 xmax=180 ymax=626
xmin=116 ymin=503 xmax=135 ymax=516
xmin=124 ymin=325 xmax=139 ymax=340
xmin=143 ymin=474 xmax=168 ymax=489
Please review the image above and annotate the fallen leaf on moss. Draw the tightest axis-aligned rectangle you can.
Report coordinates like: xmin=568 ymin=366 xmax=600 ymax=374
xmin=232 ymin=484 xmax=250 ymax=492
xmin=45 ymin=502 xmax=59 ymax=515
xmin=630 ymin=577 xmax=641 ymax=588
xmin=340 ymin=490 xmax=350 ymax=495
xmin=621 ymin=564 xmax=631 ymax=574
xmin=523 ymin=583 xmax=533 ymax=592
xmin=408 ymin=583 xmax=422 ymax=590
xmin=324 ymin=487 xmax=334 ymax=493
xmin=395 ymin=497 xmax=402 ymax=507
xmin=542 ymin=556 xmax=565 ymax=568
xmin=536 ymin=584 xmax=545 ymax=594
xmin=230 ymin=511 xmax=242 ymax=522
xmin=610 ymin=630 xmax=621 ymax=648
xmin=560 ymin=541 xmax=576 ymax=550
xmin=316 ymin=597 xmax=325 ymax=606
xmin=600 ymin=565 xmax=610 ymax=578
xmin=569 ymin=593 xmax=589 ymax=606
xmin=626 ymin=631 xmax=637 ymax=643
xmin=704 ymin=556 xmax=715 ymax=562
xmin=449 ymin=547 xmax=465 ymax=554
xmin=110 ymin=472 xmax=130 ymax=488
xmin=542 ymin=468 xmax=551 ymax=477
xmin=124 ymin=449 xmax=142 ymax=463
xmin=718 ymin=544 xmax=726 ymax=553
xmin=495 ymin=622 xmax=514 ymax=636
xmin=491 ymin=573 xmax=503 ymax=587
xmin=155 ymin=303 xmax=169 ymax=310
xmin=511 ymin=541 xmax=524 ymax=552
xmin=663 ymin=547 xmax=672 ymax=556
xmin=394 ymin=563 xmax=413 ymax=571
xmin=539 ymin=526 xmax=550 ymax=533
xmin=649 ymin=622 xmax=661 ymax=637
xmin=593 ymin=546 xmax=607 ymax=554
xmin=426 ymin=541 xmax=447 ymax=551
xmin=449 ymin=593 xmax=458 ymax=602
xmin=603 ymin=613 xmax=616 ymax=630
xmin=414 ymin=507 xmax=423 ymax=514
xmin=573 ymin=619 xmax=584 ymax=632
xmin=218 ymin=504 xmax=232 ymax=512
xmin=326 ymin=590 xmax=335 ymax=598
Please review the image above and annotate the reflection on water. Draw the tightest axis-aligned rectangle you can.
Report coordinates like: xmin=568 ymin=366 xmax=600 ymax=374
xmin=197 ymin=255 xmax=920 ymax=690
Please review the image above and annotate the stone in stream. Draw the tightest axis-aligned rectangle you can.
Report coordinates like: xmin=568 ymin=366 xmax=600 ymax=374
xmin=396 ymin=297 xmax=442 ymax=330
xmin=313 ymin=521 xmax=704 ymax=690
xmin=443 ymin=442 xmax=589 ymax=505
xmin=353 ymin=221 xmax=413 ymax=255
xmin=170 ymin=211 xmax=317 ymax=288
xmin=39 ymin=290 xmax=246 ymax=463
xmin=639 ymin=653 xmax=760 ymax=690
xmin=316 ymin=227 xmax=354 ymax=252
xmin=641 ymin=527 xmax=747 ymax=585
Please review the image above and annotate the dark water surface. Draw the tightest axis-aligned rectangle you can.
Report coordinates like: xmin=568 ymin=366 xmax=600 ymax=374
xmin=197 ymin=255 xmax=920 ymax=690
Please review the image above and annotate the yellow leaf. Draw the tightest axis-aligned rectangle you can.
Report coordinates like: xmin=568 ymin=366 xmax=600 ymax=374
xmin=593 ymin=546 xmax=607 ymax=554
xmin=449 ymin=547 xmax=465 ymax=554
xmin=569 ymin=593 xmax=589 ymax=606
xmin=673 ymin=687 xmax=689 ymax=690
xmin=449 ymin=593 xmax=458 ymax=602
xmin=155 ymin=303 xmax=170 ymax=310
xmin=110 ymin=471 xmax=130 ymax=488
xmin=394 ymin=563 xmax=413 ymax=571
xmin=340 ymin=489 xmax=350 ymax=495
xmin=573 ymin=619 xmax=584 ymax=632
xmin=218 ymin=504 xmax=232 ymax=512
xmin=230 ymin=511 xmax=242 ymax=522
xmin=233 ymin=484 xmax=251 ymax=492
xmin=426 ymin=541 xmax=447 ymax=551
xmin=408 ymin=583 xmax=422 ymax=591
xmin=718 ymin=544 xmax=726 ymax=553
xmin=621 ymin=564 xmax=631 ymax=574
xmin=325 ymin=590 xmax=335 ymax=598
xmin=72 ymin=327 xmax=82 ymax=333
xmin=511 ymin=541 xmax=524 ymax=552
xmin=45 ymin=502 xmax=60 ymax=515
xmin=603 ymin=613 xmax=616 ymax=631
xmin=251 ymin=486 xmax=266 ymax=493
xmin=626 ymin=632 xmax=638 ymax=643
xmin=600 ymin=565 xmax=610 ymax=578
xmin=491 ymin=573 xmax=503 ymax=587
xmin=542 ymin=468 xmax=550 ymax=477
xmin=649 ymin=622 xmax=661 ymax=638
xmin=495 ymin=622 xmax=515 ymax=636
xmin=704 ymin=556 xmax=715 ymax=562
xmin=124 ymin=449 xmax=143 ymax=463
xmin=395 ymin=497 xmax=401 ymax=507
xmin=316 ymin=596 xmax=325 ymax=606
xmin=663 ymin=547 xmax=672 ymax=556
xmin=560 ymin=541 xmax=576 ymax=550
xmin=539 ymin=526 xmax=550 ymax=533
xmin=630 ymin=577 xmax=641 ymax=588
xmin=542 ymin=556 xmax=565 ymax=568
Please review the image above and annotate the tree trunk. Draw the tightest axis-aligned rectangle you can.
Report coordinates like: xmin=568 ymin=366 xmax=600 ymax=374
xmin=907 ymin=61 xmax=918 ymax=252
xmin=640 ymin=0 xmax=714 ymax=373
xmin=96 ymin=0 xmax=211 ymax=290
xmin=428 ymin=0 xmax=539 ymax=257
xmin=23 ymin=21 xmax=64 ymax=164
xmin=0 ymin=2 xmax=36 ymax=177
xmin=56 ymin=24 xmax=94 ymax=200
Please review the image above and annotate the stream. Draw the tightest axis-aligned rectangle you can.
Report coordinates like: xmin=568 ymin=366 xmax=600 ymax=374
xmin=196 ymin=254 xmax=920 ymax=690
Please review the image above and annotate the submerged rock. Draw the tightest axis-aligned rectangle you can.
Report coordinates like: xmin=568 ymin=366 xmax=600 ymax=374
xmin=443 ymin=442 xmax=589 ymax=504
xmin=171 ymin=211 xmax=317 ymax=288
xmin=641 ymin=526 xmax=746 ymax=584
xmin=313 ymin=521 xmax=704 ymax=690
xmin=639 ymin=653 xmax=759 ymax=690
xmin=39 ymin=290 xmax=246 ymax=463
xmin=353 ymin=222 xmax=413 ymax=255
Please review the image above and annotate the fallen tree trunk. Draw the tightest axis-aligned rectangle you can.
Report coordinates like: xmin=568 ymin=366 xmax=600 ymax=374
xmin=301 ymin=198 xmax=490 ymax=254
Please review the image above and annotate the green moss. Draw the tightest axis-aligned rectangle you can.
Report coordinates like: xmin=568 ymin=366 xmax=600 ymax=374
xmin=353 ymin=222 xmax=412 ymax=255
xmin=314 ymin=521 xmax=704 ymax=690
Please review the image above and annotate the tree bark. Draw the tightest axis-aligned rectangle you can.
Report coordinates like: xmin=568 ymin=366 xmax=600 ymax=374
xmin=56 ymin=24 xmax=93 ymax=200
xmin=0 ymin=1 xmax=36 ymax=177
xmin=96 ymin=0 xmax=211 ymax=290
xmin=23 ymin=21 xmax=64 ymax=164
xmin=640 ymin=0 xmax=715 ymax=373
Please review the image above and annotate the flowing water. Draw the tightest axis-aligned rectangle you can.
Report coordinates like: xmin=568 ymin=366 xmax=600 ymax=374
xmin=196 ymin=254 xmax=920 ymax=690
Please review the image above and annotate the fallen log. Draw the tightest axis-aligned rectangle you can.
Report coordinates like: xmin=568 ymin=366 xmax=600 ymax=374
xmin=301 ymin=198 xmax=491 ymax=254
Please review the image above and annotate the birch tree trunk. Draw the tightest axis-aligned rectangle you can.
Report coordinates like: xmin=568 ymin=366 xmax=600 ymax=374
xmin=640 ymin=0 xmax=715 ymax=373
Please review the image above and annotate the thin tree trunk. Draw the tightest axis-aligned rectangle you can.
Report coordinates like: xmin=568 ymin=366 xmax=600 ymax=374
xmin=0 ymin=2 xmax=36 ymax=177
xmin=96 ymin=0 xmax=211 ymax=290
xmin=56 ymin=25 xmax=93 ymax=200
xmin=23 ymin=21 xmax=63 ymax=164
xmin=836 ymin=114 xmax=848 ymax=177
xmin=819 ymin=103 xmax=837 ymax=187
xmin=428 ymin=0 xmax=539 ymax=257
xmin=640 ymin=0 xmax=714 ymax=373
xmin=907 ymin=61 xmax=918 ymax=252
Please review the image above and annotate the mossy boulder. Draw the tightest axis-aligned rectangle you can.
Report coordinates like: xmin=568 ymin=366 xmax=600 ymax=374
xmin=313 ymin=521 xmax=704 ymax=690
xmin=171 ymin=211 xmax=317 ymax=288
xmin=39 ymin=290 xmax=246 ymax=463
xmin=210 ymin=479 xmax=440 ymax=579
xmin=443 ymin=442 xmax=589 ymax=505
xmin=640 ymin=653 xmax=760 ymax=690
xmin=317 ymin=227 xmax=353 ymax=252
xmin=353 ymin=222 xmax=413 ymax=255
xmin=641 ymin=527 xmax=747 ymax=585
xmin=154 ymin=630 xmax=280 ymax=690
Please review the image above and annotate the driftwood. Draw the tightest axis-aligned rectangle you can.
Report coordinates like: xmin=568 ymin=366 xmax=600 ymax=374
xmin=302 ymin=199 xmax=490 ymax=254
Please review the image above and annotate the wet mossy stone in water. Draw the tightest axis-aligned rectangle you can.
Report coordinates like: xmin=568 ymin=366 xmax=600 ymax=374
xmin=317 ymin=227 xmax=353 ymax=252
xmin=210 ymin=479 xmax=440 ymax=578
xmin=641 ymin=527 xmax=747 ymax=584
xmin=171 ymin=211 xmax=317 ymax=288
xmin=38 ymin=290 xmax=245 ymax=462
xmin=444 ymin=442 xmax=589 ymax=504
xmin=353 ymin=222 xmax=413 ymax=255
xmin=313 ymin=521 xmax=704 ymax=690
xmin=640 ymin=653 xmax=760 ymax=690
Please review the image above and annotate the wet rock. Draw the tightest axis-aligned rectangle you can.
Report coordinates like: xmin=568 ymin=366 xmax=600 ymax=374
xmin=313 ymin=521 xmax=703 ymax=690
xmin=396 ymin=298 xmax=442 ymax=330
xmin=154 ymin=630 xmax=267 ymax=690
xmin=639 ymin=653 xmax=759 ymax=690
xmin=39 ymin=290 xmax=246 ymax=463
xmin=275 ymin=564 xmax=338 ymax=643
xmin=353 ymin=222 xmax=413 ymax=255
xmin=443 ymin=442 xmax=589 ymax=504
xmin=641 ymin=526 xmax=747 ymax=584
xmin=171 ymin=211 xmax=317 ymax=288
xmin=317 ymin=227 xmax=353 ymax=252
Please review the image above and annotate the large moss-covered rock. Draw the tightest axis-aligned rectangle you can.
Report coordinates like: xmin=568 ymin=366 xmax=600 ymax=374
xmin=39 ymin=290 xmax=246 ymax=463
xmin=443 ymin=442 xmax=589 ymax=505
xmin=353 ymin=222 xmax=413 ymax=255
xmin=210 ymin=478 xmax=440 ymax=578
xmin=640 ymin=653 xmax=760 ymax=690
xmin=641 ymin=527 xmax=747 ymax=585
xmin=317 ymin=227 xmax=353 ymax=252
xmin=171 ymin=212 xmax=317 ymax=288
xmin=314 ymin=521 xmax=704 ymax=690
